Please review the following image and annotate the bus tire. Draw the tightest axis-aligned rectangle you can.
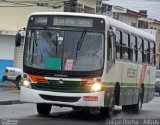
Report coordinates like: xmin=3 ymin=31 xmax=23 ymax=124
xmin=132 ymin=87 xmax=143 ymax=113
xmin=100 ymin=99 xmax=115 ymax=118
xmin=114 ymin=82 xmax=120 ymax=105
xmin=130 ymin=95 xmax=142 ymax=113
xmin=141 ymin=84 xmax=144 ymax=104
xmin=15 ymin=77 xmax=21 ymax=90
xmin=122 ymin=105 xmax=130 ymax=112
xmin=122 ymin=86 xmax=143 ymax=113
xmin=36 ymin=103 xmax=52 ymax=115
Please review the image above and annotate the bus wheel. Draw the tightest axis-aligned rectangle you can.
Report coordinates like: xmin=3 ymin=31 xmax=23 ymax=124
xmin=36 ymin=103 xmax=52 ymax=115
xmin=131 ymin=86 xmax=143 ymax=113
xmin=114 ymin=82 xmax=120 ymax=105
xmin=122 ymin=105 xmax=129 ymax=112
xmin=132 ymin=94 xmax=142 ymax=113
xmin=122 ymin=95 xmax=142 ymax=113
xmin=15 ymin=77 xmax=21 ymax=90
xmin=100 ymin=101 xmax=114 ymax=118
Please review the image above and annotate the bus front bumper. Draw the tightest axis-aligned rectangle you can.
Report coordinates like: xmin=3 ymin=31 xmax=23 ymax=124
xmin=20 ymin=87 xmax=105 ymax=107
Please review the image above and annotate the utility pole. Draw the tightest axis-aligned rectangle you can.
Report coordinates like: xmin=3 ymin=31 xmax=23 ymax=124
xmin=70 ymin=0 xmax=78 ymax=12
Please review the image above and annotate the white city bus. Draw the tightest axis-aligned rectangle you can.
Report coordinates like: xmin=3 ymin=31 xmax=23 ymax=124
xmin=15 ymin=12 xmax=156 ymax=117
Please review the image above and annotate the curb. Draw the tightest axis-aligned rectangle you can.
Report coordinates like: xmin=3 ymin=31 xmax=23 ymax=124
xmin=0 ymin=82 xmax=16 ymax=88
xmin=0 ymin=100 xmax=22 ymax=105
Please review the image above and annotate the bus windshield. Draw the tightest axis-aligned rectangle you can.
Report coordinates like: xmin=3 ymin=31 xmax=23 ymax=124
xmin=24 ymin=29 xmax=104 ymax=71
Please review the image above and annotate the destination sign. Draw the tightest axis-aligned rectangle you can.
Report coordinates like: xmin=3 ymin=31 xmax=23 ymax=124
xmin=53 ymin=17 xmax=93 ymax=27
xmin=33 ymin=16 xmax=47 ymax=25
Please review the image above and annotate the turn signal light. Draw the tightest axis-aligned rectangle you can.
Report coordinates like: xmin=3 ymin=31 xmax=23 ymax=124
xmin=5 ymin=69 xmax=9 ymax=73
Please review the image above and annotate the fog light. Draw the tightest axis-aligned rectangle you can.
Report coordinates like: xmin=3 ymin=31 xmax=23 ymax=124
xmin=23 ymin=80 xmax=31 ymax=88
xmin=91 ymin=83 xmax=102 ymax=92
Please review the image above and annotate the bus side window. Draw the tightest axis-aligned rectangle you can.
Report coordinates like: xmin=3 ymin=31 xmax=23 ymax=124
xmin=115 ymin=30 xmax=121 ymax=59
xmin=122 ymin=32 xmax=129 ymax=60
xmin=107 ymin=32 xmax=112 ymax=61
xmin=137 ymin=37 xmax=143 ymax=63
xmin=150 ymin=42 xmax=155 ymax=65
xmin=143 ymin=39 xmax=149 ymax=64
xmin=130 ymin=35 xmax=137 ymax=62
xmin=107 ymin=30 xmax=116 ymax=63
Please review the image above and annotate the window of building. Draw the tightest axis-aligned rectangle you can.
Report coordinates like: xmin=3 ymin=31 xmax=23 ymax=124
xmin=158 ymin=29 xmax=160 ymax=34
xmin=131 ymin=22 xmax=137 ymax=27
xmin=150 ymin=27 xmax=153 ymax=29
xmin=113 ymin=14 xmax=119 ymax=20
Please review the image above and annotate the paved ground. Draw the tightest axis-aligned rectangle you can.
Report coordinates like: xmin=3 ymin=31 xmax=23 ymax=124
xmin=0 ymin=82 xmax=16 ymax=88
xmin=0 ymin=88 xmax=160 ymax=125
xmin=0 ymin=97 xmax=160 ymax=125
xmin=0 ymin=89 xmax=19 ymax=99
xmin=0 ymin=82 xmax=19 ymax=105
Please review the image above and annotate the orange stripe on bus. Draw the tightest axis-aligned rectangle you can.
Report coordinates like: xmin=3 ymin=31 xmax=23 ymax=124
xmin=28 ymin=74 xmax=48 ymax=84
xmin=139 ymin=64 xmax=147 ymax=84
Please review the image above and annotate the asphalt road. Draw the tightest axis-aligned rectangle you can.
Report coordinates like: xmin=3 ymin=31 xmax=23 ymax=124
xmin=0 ymin=97 xmax=160 ymax=125
xmin=0 ymin=87 xmax=16 ymax=91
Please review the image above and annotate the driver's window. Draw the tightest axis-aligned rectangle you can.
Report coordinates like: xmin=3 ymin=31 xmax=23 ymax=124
xmin=107 ymin=31 xmax=115 ymax=62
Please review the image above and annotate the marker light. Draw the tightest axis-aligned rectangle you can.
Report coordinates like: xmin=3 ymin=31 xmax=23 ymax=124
xmin=91 ymin=83 xmax=102 ymax=92
xmin=23 ymin=80 xmax=31 ymax=88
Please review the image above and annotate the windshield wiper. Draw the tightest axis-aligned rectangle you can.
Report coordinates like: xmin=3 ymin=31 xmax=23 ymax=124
xmin=47 ymin=31 xmax=58 ymax=55
xmin=47 ymin=31 xmax=57 ymax=46
xmin=77 ymin=28 xmax=87 ymax=50
xmin=76 ymin=29 xmax=87 ymax=59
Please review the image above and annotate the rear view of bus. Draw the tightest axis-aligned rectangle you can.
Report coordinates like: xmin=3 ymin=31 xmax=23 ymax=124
xmin=18 ymin=12 xmax=110 ymax=116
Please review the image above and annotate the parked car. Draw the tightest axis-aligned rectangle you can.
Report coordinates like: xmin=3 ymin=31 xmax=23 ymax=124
xmin=2 ymin=67 xmax=22 ymax=90
xmin=155 ymin=69 xmax=160 ymax=95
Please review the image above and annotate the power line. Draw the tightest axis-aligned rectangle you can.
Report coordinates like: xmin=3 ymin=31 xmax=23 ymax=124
xmin=0 ymin=0 xmax=70 ymax=7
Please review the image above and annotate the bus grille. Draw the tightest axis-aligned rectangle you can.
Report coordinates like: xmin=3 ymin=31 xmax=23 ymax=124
xmin=39 ymin=94 xmax=81 ymax=102
xmin=32 ymin=83 xmax=91 ymax=93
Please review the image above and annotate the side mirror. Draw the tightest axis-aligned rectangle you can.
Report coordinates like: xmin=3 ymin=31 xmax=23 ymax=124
xmin=15 ymin=33 xmax=21 ymax=47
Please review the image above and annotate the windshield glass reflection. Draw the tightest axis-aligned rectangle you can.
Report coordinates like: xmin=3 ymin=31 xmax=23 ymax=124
xmin=24 ymin=29 xmax=104 ymax=71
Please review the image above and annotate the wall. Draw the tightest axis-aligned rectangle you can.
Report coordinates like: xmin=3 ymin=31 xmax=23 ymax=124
xmin=0 ymin=6 xmax=63 ymax=31
xmin=0 ymin=35 xmax=15 ymax=79
xmin=0 ymin=1 xmax=96 ymax=80
xmin=0 ymin=5 xmax=63 ymax=80
xmin=78 ymin=0 xmax=96 ymax=13
xmin=118 ymin=14 xmax=139 ymax=27
xmin=148 ymin=22 xmax=160 ymax=68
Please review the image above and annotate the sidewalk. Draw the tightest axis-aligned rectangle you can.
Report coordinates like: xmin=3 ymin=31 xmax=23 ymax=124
xmin=0 ymin=89 xmax=21 ymax=105
xmin=0 ymin=82 xmax=16 ymax=88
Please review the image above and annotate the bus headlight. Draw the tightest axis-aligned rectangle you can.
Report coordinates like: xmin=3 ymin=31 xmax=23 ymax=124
xmin=91 ymin=83 xmax=102 ymax=92
xmin=23 ymin=80 xmax=31 ymax=88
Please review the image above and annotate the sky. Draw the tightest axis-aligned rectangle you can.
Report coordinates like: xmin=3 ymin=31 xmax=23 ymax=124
xmin=104 ymin=0 xmax=160 ymax=20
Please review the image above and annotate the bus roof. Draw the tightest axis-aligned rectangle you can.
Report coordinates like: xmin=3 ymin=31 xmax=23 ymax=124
xmin=107 ymin=17 xmax=156 ymax=42
xmin=30 ymin=12 xmax=156 ymax=42
xmin=30 ymin=12 xmax=105 ymax=19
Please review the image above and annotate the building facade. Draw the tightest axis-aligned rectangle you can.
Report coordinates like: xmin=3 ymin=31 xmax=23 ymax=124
xmin=0 ymin=0 xmax=96 ymax=79
xmin=97 ymin=1 xmax=146 ymax=27
xmin=0 ymin=31 xmax=16 ymax=79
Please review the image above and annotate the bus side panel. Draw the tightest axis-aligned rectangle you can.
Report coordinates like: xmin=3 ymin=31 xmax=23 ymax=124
xmin=102 ymin=60 xmax=122 ymax=106
xmin=144 ymin=65 xmax=150 ymax=103
xmin=115 ymin=60 xmax=125 ymax=106
xmin=104 ymin=87 xmax=114 ymax=107
xmin=121 ymin=61 xmax=138 ymax=105
xmin=148 ymin=66 xmax=156 ymax=102
xmin=137 ymin=64 xmax=146 ymax=103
